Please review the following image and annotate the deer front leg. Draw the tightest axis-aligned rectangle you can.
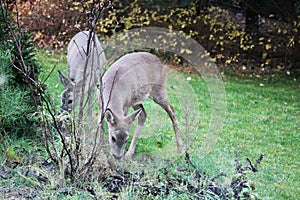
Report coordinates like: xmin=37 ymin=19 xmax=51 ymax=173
xmin=125 ymin=125 xmax=143 ymax=160
xmin=87 ymin=88 xmax=95 ymax=136
xmin=125 ymin=105 xmax=146 ymax=160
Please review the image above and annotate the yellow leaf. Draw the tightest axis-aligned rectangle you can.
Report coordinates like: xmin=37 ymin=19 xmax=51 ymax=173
xmin=277 ymin=28 xmax=281 ymax=33
xmin=262 ymin=53 xmax=268 ymax=59
xmin=185 ymin=49 xmax=192 ymax=54
xmin=265 ymin=44 xmax=271 ymax=50
xmin=225 ymin=59 xmax=232 ymax=64
xmin=144 ymin=19 xmax=150 ymax=25
xmin=265 ymin=59 xmax=271 ymax=64
xmin=216 ymin=54 xmax=224 ymax=59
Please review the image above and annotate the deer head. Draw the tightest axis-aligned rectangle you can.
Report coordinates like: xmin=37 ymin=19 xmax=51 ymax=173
xmin=105 ymin=108 xmax=142 ymax=159
xmin=58 ymin=70 xmax=83 ymax=113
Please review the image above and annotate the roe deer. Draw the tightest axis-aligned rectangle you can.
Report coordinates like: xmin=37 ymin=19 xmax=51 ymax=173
xmin=100 ymin=52 xmax=183 ymax=159
xmin=58 ymin=31 xmax=106 ymax=116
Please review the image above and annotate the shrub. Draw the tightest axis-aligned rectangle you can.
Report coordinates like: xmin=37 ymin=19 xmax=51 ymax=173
xmin=0 ymin=50 xmax=36 ymax=135
xmin=0 ymin=7 xmax=40 ymax=136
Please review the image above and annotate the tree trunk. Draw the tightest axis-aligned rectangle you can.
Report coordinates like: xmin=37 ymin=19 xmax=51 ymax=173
xmin=245 ymin=0 xmax=259 ymax=35
xmin=193 ymin=0 xmax=207 ymax=15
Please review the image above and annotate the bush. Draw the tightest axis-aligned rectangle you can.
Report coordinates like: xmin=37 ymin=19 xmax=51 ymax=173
xmin=0 ymin=7 xmax=40 ymax=136
xmin=0 ymin=50 xmax=36 ymax=135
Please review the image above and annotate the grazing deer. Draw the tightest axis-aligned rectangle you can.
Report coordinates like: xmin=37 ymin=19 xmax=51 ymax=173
xmin=58 ymin=31 xmax=105 ymax=119
xmin=100 ymin=52 xmax=183 ymax=159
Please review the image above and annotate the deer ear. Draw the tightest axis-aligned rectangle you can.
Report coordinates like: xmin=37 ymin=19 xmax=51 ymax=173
xmin=126 ymin=108 xmax=142 ymax=123
xmin=105 ymin=109 xmax=118 ymax=124
xmin=58 ymin=70 xmax=73 ymax=87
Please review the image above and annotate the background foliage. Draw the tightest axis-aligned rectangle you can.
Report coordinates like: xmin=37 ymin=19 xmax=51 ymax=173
xmin=13 ymin=0 xmax=300 ymax=75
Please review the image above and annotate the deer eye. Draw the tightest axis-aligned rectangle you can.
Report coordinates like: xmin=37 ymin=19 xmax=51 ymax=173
xmin=111 ymin=136 xmax=116 ymax=143
xmin=68 ymin=100 xmax=73 ymax=104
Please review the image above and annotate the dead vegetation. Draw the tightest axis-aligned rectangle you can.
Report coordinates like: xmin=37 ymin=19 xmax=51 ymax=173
xmin=0 ymin=152 xmax=263 ymax=199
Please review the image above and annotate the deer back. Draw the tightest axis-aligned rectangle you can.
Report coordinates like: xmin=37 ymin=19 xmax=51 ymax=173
xmin=67 ymin=31 xmax=105 ymax=92
xmin=102 ymin=52 xmax=167 ymax=116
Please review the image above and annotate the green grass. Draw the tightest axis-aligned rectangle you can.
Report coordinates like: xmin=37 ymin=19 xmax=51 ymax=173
xmin=220 ymin=74 xmax=300 ymax=199
xmin=35 ymin=49 xmax=67 ymax=105
xmin=188 ymin=73 xmax=299 ymax=199
xmin=1 ymin=50 xmax=299 ymax=199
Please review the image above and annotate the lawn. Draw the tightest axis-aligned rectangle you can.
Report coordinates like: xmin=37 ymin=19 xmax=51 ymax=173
xmin=1 ymin=49 xmax=299 ymax=199
xmin=220 ymin=74 xmax=300 ymax=199
xmin=178 ymin=71 xmax=300 ymax=199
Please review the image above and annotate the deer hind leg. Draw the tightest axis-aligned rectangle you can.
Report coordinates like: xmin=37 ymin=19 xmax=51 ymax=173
xmin=125 ymin=104 xmax=147 ymax=160
xmin=152 ymin=88 xmax=183 ymax=154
